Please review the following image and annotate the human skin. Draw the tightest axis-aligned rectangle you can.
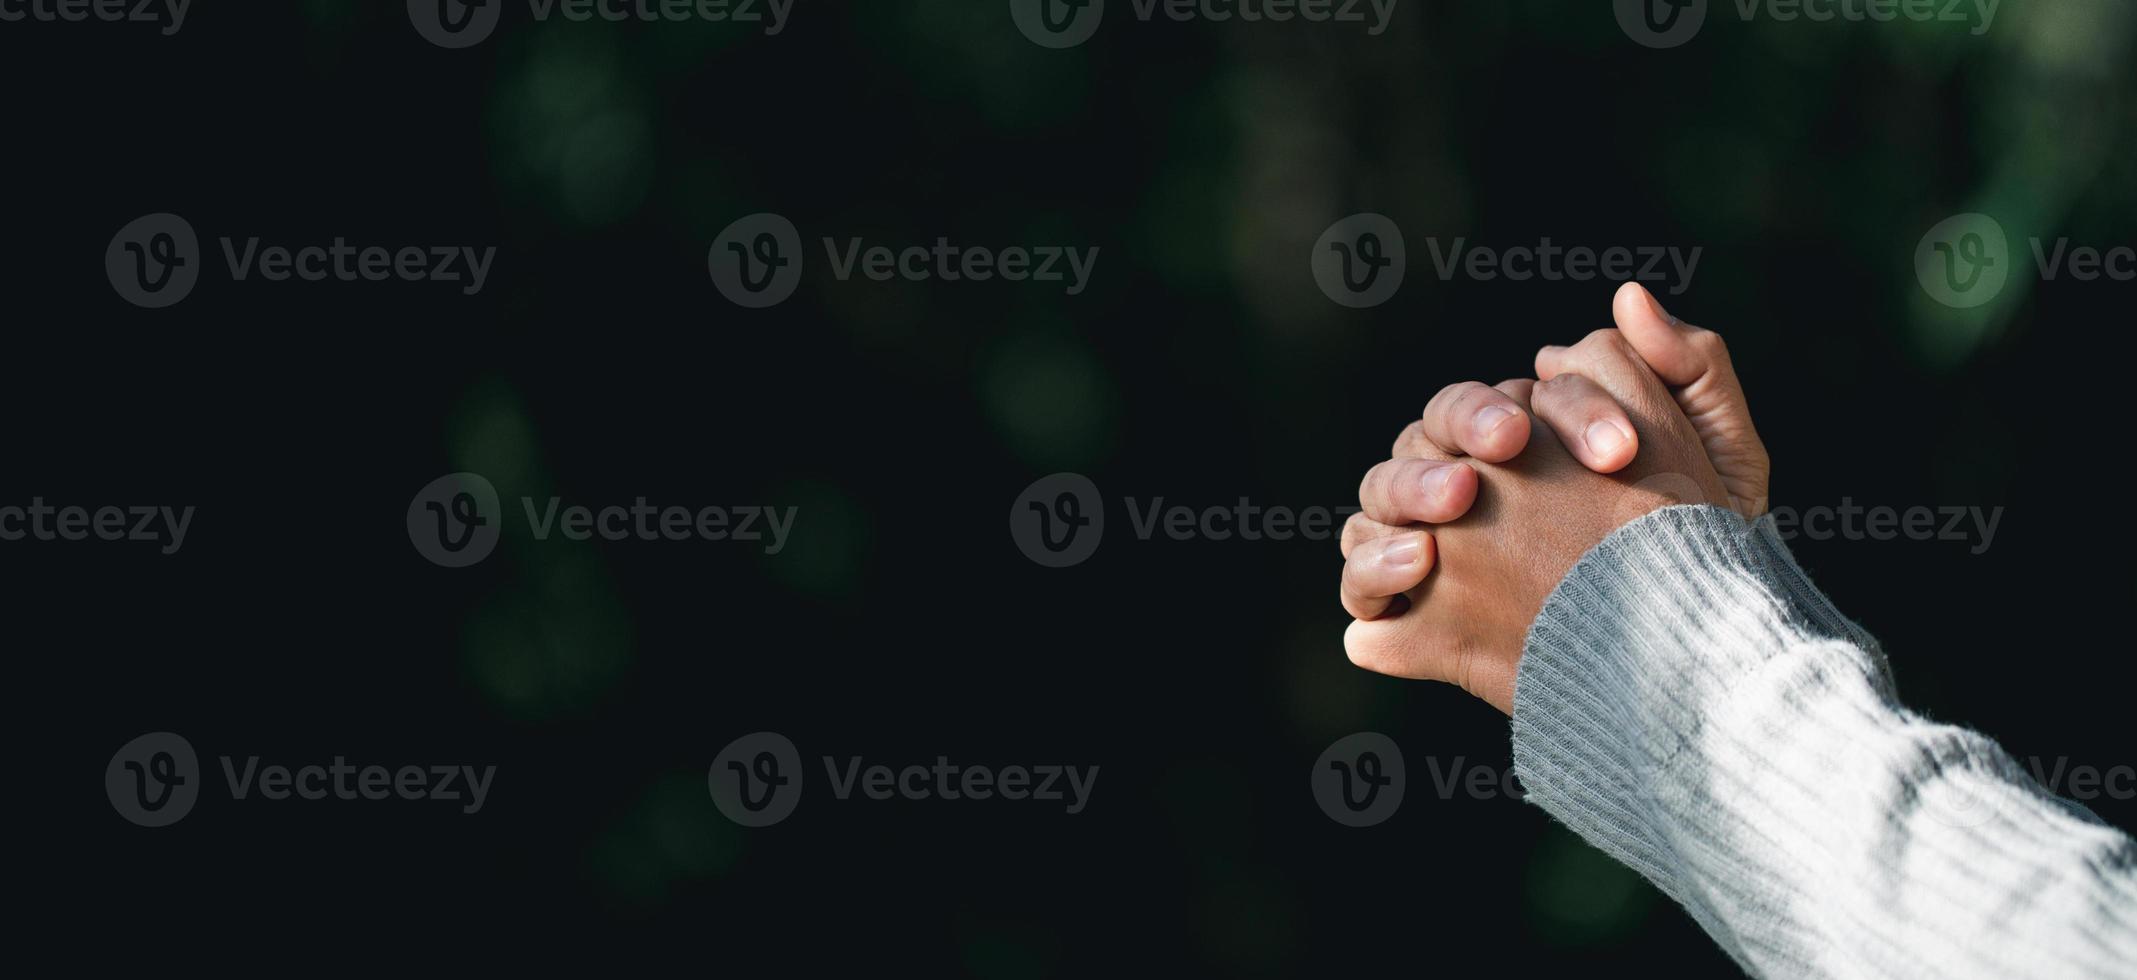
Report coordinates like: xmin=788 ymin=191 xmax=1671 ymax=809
xmin=1337 ymin=283 xmax=1772 ymax=714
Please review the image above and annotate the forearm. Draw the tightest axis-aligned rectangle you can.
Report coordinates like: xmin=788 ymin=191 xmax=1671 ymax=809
xmin=1512 ymin=505 xmax=2137 ymax=978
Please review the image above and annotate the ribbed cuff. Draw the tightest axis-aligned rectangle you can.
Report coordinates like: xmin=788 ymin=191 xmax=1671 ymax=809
xmin=1508 ymin=505 xmax=1891 ymax=961
xmin=1750 ymin=512 xmax=1887 ymax=668
xmin=1508 ymin=504 xmax=2137 ymax=978
xmin=1514 ymin=505 xmax=1879 ymax=766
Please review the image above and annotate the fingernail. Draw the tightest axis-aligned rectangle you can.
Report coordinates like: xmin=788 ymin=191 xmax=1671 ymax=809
xmin=1474 ymin=404 xmax=1517 ymax=440
xmin=1380 ymin=536 xmax=1422 ymax=567
xmin=1586 ymin=419 xmax=1631 ymax=458
xmin=1422 ymin=463 xmax=1460 ymax=499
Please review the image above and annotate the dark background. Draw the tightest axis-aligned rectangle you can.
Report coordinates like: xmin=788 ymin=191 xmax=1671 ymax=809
xmin=12 ymin=1 xmax=2134 ymax=974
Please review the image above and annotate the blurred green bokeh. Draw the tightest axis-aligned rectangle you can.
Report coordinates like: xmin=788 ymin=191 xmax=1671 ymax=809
xmin=311 ymin=0 xmax=2136 ymax=964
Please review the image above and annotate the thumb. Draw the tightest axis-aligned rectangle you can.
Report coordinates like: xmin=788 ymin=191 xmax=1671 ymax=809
xmin=1611 ymin=280 xmax=1717 ymax=385
xmin=1611 ymin=282 xmax=1771 ymax=516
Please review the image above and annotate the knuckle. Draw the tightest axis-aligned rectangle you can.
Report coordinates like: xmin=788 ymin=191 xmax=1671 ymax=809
xmin=1567 ymin=329 xmax=1639 ymax=376
xmin=1384 ymin=462 xmax=1425 ymax=510
xmin=1359 ymin=460 xmax=1419 ymax=516
xmin=1423 ymin=381 xmax=1462 ymax=413
xmin=1532 ymin=372 xmax=1584 ymax=404
xmin=1688 ymin=328 xmax=1730 ymax=362
xmin=1342 ymin=555 xmax=1388 ymax=599
xmin=1450 ymin=380 xmax=1493 ymax=404
xmin=1358 ymin=461 xmax=1390 ymax=501
xmin=1338 ymin=513 xmax=1369 ymax=554
xmin=1338 ymin=580 xmax=1364 ymax=616
xmin=1391 ymin=420 xmax=1425 ymax=456
xmin=1427 ymin=381 xmax=1490 ymax=423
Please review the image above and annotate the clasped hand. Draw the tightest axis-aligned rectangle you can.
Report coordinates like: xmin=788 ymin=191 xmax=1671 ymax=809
xmin=1337 ymin=283 xmax=1771 ymax=715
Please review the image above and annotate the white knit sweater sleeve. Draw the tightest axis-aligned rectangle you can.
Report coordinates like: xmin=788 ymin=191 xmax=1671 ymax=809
xmin=1510 ymin=504 xmax=2137 ymax=978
